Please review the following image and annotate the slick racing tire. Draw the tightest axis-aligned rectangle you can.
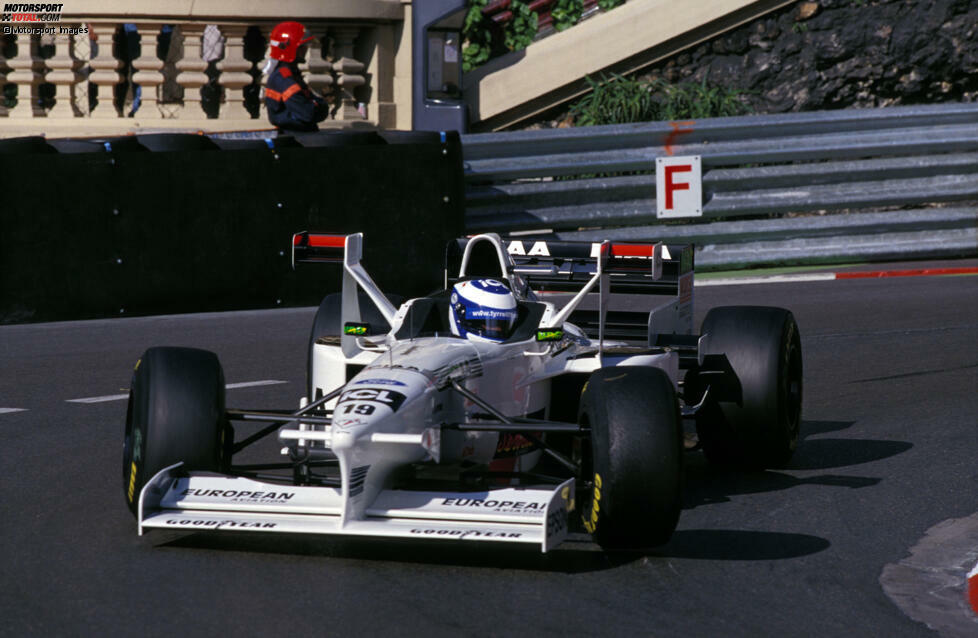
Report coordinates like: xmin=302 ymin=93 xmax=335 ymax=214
xmin=693 ymin=306 xmax=803 ymax=469
xmin=578 ymin=367 xmax=683 ymax=550
xmin=123 ymin=347 xmax=229 ymax=515
xmin=306 ymin=291 xmax=403 ymax=397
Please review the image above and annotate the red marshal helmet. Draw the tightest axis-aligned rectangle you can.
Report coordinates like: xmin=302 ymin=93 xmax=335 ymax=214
xmin=269 ymin=21 xmax=314 ymax=63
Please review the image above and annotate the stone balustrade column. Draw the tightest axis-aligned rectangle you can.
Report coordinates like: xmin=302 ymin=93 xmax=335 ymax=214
xmin=304 ymin=27 xmax=334 ymax=115
xmin=0 ymin=38 xmax=8 ymax=117
xmin=70 ymin=25 xmax=92 ymax=116
xmin=216 ymin=25 xmax=254 ymax=119
xmin=88 ymin=24 xmax=122 ymax=118
xmin=46 ymin=27 xmax=83 ymax=118
xmin=130 ymin=23 xmax=164 ymax=119
xmin=5 ymin=34 xmax=41 ymax=119
xmin=176 ymin=24 xmax=209 ymax=119
xmin=255 ymin=24 xmax=272 ymax=119
xmin=331 ymin=27 xmax=366 ymax=121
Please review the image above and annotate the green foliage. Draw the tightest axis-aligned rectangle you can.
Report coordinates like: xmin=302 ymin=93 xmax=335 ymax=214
xmin=462 ymin=0 xmax=493 ymax=72
xmin=655 ymin=78 xmax=752 ymax=120
xmin=569 ymin=74 xmax=751 ymax=126
xmin=791 ymin=22 xmax=809 ymax=33
xmin=551 ymin=0 xmax=584 ymax=32
xmin=570 ymin=73 xmax=657 ymax=127
xmin=462 ymin=0 xmax=627 ymax=72
xmin=503 ymin=1 xmax=539 ymax=53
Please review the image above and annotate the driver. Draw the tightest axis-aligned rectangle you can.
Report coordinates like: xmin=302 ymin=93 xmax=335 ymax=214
xmin=448 ymin=279 xmax=519 ymax=342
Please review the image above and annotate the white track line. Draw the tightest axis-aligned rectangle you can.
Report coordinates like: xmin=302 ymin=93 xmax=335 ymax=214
xmin=67 ymin=380 xmax=288 ymax=404
xmin=225 ymin=380 xmax=288 ymax=390
xmin=0 ymin=408 xmax=28 ymax=414
xmin=695 ymin=273 xmax=836 ymax=287
xmin=67 ymin=394 xmax=129 ymax=404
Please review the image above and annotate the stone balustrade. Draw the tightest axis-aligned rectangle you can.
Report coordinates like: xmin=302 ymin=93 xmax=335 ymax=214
xmin=0 ymin=0 xmax=411 ymax=138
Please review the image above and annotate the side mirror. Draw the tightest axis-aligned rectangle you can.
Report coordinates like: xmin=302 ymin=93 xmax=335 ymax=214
xmin=344 ymin=322 xmax=374 ymax=337
xmin=535 ymin=327 xmax=564 ymax=342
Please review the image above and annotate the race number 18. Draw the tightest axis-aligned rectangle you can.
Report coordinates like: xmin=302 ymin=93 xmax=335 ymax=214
xmin=656 ymin=155 xmax=702 ymax=219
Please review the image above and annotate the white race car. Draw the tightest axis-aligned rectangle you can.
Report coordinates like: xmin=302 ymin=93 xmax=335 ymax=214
xmin=124 ymin=232 xmax=802 ymax=552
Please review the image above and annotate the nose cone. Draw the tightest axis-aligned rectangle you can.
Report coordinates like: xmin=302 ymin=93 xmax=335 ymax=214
xmin=332 ymin=369 xmax=430 ymax=436
xmin=330 ymin=428 xmax=357 ymax=451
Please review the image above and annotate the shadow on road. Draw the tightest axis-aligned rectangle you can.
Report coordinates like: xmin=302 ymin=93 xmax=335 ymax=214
xmin=800 ymin=419 xmax=857 ymax=436
xmin=157 ymin=527 xmax=831 ymax=568
xmin=654 ymin=529 xmax=831 ymax=561
xmin=682 ymin=419 xmax=912 ymax=509
xmin=788 ymin=438 xmax=913 ymax=470
xmin=157 ymin=531 xmax=640 ymax=574
xmin=789 ymin=419 xmax=914 ymax=471
xmin=682 ymin=461 xmax=881 ymax=510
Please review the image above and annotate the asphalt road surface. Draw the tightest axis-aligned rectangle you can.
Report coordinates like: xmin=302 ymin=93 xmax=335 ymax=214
xmin=1 ymin=273 xmax=976 ymax=637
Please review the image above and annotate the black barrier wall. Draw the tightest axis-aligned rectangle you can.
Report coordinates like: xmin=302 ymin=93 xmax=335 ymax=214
xmin=0 ymin=132 xmax=464 ymax=323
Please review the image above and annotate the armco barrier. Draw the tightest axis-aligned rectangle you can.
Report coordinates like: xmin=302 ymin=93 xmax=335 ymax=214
xmin=461 ymin=103 xmax=978 ymax=270
xmin=0 ymin=131 xmax=464 ymax=323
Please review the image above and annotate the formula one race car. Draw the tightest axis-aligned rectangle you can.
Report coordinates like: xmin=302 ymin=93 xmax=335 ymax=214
xmin=123 ymin=232 xmax=802 ymax=552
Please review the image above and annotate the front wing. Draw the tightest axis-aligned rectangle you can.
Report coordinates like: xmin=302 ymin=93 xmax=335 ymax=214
xmin=139 ymin=464 xmax=574 ymax=553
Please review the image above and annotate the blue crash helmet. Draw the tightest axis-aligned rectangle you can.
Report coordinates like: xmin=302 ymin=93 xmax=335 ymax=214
xmin=448 ymin=279 xmax=518 ymax=342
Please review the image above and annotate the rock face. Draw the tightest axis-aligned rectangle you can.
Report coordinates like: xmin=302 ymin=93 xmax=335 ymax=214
xmin=652 ymin=0 xmax=977 ymax=112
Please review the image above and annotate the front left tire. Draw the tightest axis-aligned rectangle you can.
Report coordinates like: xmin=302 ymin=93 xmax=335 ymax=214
xmin=123 ymin=347 xmax=229 ymax=515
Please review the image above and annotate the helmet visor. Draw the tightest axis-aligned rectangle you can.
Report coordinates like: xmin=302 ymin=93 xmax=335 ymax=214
xmin=456 ymin=306 xmax=518 ymax=340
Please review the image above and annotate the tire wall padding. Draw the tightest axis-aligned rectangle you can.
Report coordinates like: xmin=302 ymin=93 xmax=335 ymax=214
xmin=0 ymin=133 xmax=464 ymax=323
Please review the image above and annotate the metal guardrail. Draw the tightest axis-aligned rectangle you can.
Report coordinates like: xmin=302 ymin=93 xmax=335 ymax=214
xmin=461 ymin=103 xmax=978 ymax=270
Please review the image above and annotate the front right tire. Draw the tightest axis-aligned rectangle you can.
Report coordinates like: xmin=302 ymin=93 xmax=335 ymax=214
xmin=123 ymin=347 xmax=229 ymax=515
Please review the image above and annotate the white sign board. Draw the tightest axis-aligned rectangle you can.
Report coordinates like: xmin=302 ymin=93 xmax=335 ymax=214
xmin=656 ymin=155 xmax=702 ymax=219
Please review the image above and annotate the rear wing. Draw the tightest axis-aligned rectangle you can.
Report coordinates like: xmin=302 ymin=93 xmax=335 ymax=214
xmin=446 ymin=236 xmax=695 ymax=346
xmin=446 ymin=238 xmax=692 ymax=292
xmin=292 ymin=232 xmax=346 ymax=265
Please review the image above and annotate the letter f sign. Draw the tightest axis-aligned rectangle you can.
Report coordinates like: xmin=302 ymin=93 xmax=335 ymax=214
xmin=656 ymin=155 xmax=702 ymax=219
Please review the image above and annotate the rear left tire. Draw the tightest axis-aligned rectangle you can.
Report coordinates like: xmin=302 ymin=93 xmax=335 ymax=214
xmin=692 ymin=306 xmax=803 ymax=469
xmin=306 ymin=290 xmax=403 ymax=397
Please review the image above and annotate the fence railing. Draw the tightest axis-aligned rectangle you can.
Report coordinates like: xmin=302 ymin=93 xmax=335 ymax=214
xmin=0 ymin=1 xmax=409 ymax=138
xmin=461 ymin=103 xmax=978 ymax=270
